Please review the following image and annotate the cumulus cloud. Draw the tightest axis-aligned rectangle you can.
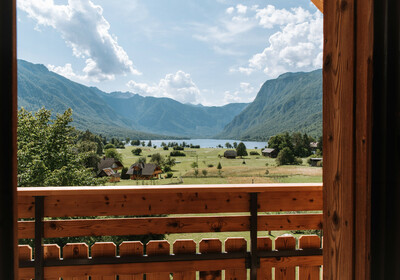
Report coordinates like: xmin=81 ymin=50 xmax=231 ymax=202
xmin=236 ymin=4 xmax=247 ymax=14
xmin=234 ymin=7 xmax=323 ymax=77
xmin=223 ymin=82 xmax=257 ymax=104
xmin=18 ymin=0 xmax=140 ymax=82
xmin=127 ymin=71 xmax=202 ymax=104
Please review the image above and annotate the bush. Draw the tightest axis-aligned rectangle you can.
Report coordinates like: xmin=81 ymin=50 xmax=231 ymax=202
xmin=163 ymin=146 xmax=169 ymax=150
xmin=207 ymin=164 xmax=214 ymax=168
xmin=170 ymin=151 xmax=186 ymax=157
xmin=163 ymin=166 xmax=172 ymax=172
xmin=104 ymin=143 xmax=116 ymax=150
xmin=202 ymin=169 xmax=208 ymax=177
xmin=121 ymin=167 xmax=130 ymax=179
xmin=131 ymin=148 xmax=142 ymax=156
xmin=173 ymin=146 xmax=184 ymax=150
xmin=250 ymin=151 xmax=260 ymax=155
xmin=166 ymin=172 xmax=173 ymax=178
xmin=276 ymin=147 xmax=301 ymax=166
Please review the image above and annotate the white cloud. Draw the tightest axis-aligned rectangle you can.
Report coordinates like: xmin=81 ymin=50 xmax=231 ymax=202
xmin=223 ymin=82 xmax=257 ymax=104
xmin=18 ymin=0 xmax=140 ymax=82
xmin=234 ymin=8 xmax=323 ymax=77
xmin=127 ymin=71 xmax=202 ymax=104
xmin=226 ymin=7 xmax=234 ymax=14
xmin=236 ymin=4 xmax=247 ymax=14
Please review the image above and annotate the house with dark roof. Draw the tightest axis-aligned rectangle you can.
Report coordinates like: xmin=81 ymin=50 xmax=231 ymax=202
xmin=262 ymin=148 xmax=277 ymax=158
xmin=97 ymin=168 xmax=121 ymax=182
xmin=126 ymin=163 xmax=162 ymax=180
xmin=97 ymin=157 xmax=124 ymax=179
xmin=223 ymin=150 xmax=237 ymax=159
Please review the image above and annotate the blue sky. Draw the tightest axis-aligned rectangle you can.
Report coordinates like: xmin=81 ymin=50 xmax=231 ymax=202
xmin=17 ymin=0 xmax=322 ymax=106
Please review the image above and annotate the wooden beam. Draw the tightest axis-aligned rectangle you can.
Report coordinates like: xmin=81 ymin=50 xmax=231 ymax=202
xmin=311 ymin=0 xmax=323 ymax=13
xmin=0 ymin=0 xmax=18 ymax=279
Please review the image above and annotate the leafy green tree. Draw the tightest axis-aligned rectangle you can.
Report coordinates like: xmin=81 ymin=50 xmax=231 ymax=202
xmin=136 ymin=157 xmax=147 ymax=164
xmin=202 ymin=169 xmax=208 ymax=177
xmin=150 ymin=153 xmax=164 ymax=166
xmin=147 ymin=140 xmax=152 ymax=147
xmin=131 ymin=139 xmax=140 ymax=146
xmin=225 ymin=142 xmax=232 ymax=148
xmin=217 ymin=162 xmax=222 ymax=169
xmin=105 ymin=148 xmax=123 ymax=163
xmin=268 ymin=132 xmax=293 ymax=157
xmin=276 ymin=147 xmax=302 ymax=166
xmin=191 ymin=162 xmax=198 ymax=169
xmin=233 ymin=142 xmax=238 ymax=149
xmin=164 ymin=156 xmax=176 ymax=168
xmin=131 ymin=148 xmax=142 ymax=156
xmin=17 ymin=108 xmax=106 ymax=186
xmin=194 ymin=169 xmax=199 ymax=178
xmin=236 ymin=142 xmax=248 ymax=158
xmin=104 ymin=143 xmax=116 ymax=150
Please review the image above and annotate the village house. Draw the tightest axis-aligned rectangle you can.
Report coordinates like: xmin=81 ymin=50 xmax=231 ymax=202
xmin=96 ymin=157 xmax=124 ymax=181
xmin=261 ymin=148 xmax=277 ymax=157
xmin=223 ymin=150 xmax=237 ymax=159
xmin=126 ymin=163 xmax=162 ymax=180
xmin=97 ymin=168 xmax=121 ymax=182
xmin=309 ymin=157 xmax=323 ymax=167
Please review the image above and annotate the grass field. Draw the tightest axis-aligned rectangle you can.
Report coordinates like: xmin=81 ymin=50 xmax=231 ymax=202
xmin=105 ymin=146 xmax=322 ymax=186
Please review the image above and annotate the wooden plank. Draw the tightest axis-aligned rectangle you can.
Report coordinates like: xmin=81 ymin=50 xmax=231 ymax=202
xmin=18 ymin=259 xmax=246 ymax=279
xmin=257 ymin=237 xmax=272 ymax=280
xmin=298 ymin=236 xmax=321 ymax=280
xmin=18 ymin=189 xmax=322 ymax=219
xmin=91 ymin=242 xmax=116 ymax=280
xmin=260 ymin=256 xmax=323 ymax=267
xmin=18 ymin=214 xmax=323 ymax=239
xmin=119 ymin=241 xmax=144 ymax=280
xmin=199 ymin=239 xmax=222 ymax=280
xmin=18 ymin=245 xmax=32 ymax=280
xmin=43 ymin=245 xmax=61 ymax=280
xmin=274 ymin=236 xmax=296 ymax=280
xmin=17 ymin=184 xmax=323 ymax=197
xmin=62 ymin=243 xmax=89 ymax=280
xmin=146 ymin=240 xmax=170 ymax=280
xmin=311 ymin=0 xmax=323 ymax=13
xmin=323 ymin=0 xmax=356 ymax=277
xmin=225 ymin=238 xmax=247 ymax=280
xmin=173 ymin=240 xmax=197 ymax=280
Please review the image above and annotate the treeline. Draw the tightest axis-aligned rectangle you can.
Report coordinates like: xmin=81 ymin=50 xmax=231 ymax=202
xmin=267 ymin=132 xmax=322 ymax=166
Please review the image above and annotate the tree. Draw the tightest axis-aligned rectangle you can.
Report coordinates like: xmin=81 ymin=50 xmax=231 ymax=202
xmin=191 ymin=162 xmax=198 ymax=169
xmin=202 ymin=169 xmax=208 ymax=177
xmin=136 ymin=157 xmax=146 ymax=164
xmin=131 ymin=148 xmax=142 ymax=156
xmin=147 ymin=140 xmax=152 ymax=147
xmin=194 ymin=169 xmax=199 ymax=177
xmin=225 ymin=142 xmax=232 ymax=149
xmin=217 ymin=162 xmax=222 ymax=170
xmin=105 ymin=148 xmax=123 ymax=163
xmin=104 ymin=143 xmax=116 ymax=150
xmin=131 ymin=139 xmax=140 ymax=146
xmin=17 ymin=107 xmax=106 ymax=186
xmin=236 ymin=142 xmax=248 ymax=158
xmin=150 ymin=153 xmax=164 ymax=166
xmin=268 ymin=132 xmax=293 ymax=157
xmin=233 ymin=142 xmax=238 ymax=149
xmin=276 ymin=147 xmax=302 ymax=166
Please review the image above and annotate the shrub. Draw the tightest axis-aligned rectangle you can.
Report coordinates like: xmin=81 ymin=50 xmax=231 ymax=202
xmin=202 ymin=169 xmax=208 ymax=177
xmin=276 ymin=147 xmax=302 ymax=166
xmin=121 ymin=167 xmax=130 ymax=179
xmin=170 ymin=151 xmax=186 ymax=157
xmin=104 ymin=143 xmax=115 ymax=150
xmin=131 ymin=148 xmax=142 ymax=156
xmin=163 ymin=146 xmax=169 ymax=150
xmin=166 ymin=172 xmax=173 ymax=178
xmin=173 ymin=146 xmax=184 ymax=150
xmin=163 ymin=166 xmax=172 ymax=172
xmin=207 ymin=164 xmax=214 ymax=168
xmin=250 ymin=151 xmax=260 ymax=155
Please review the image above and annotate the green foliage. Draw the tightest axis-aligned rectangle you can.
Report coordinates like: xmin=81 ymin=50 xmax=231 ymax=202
xmin=121 ymin=167 xmax=130 ymax=179
xmin=104 ymin=143 xmax=116 ymax=150
xmin=194 ymin=169 xmax=199 ymax=177
xmin=166 ymin=172 xmax=173 ymax=178
xmin=250 ymin=151 xmax=260 ymax=155
xmin=105 ymin=148 xmax=123 ymax=163
xmin=217 ymin=162 xmax=222 ymax=169
xmin=276 ymin=147 xmax=302 ymax=166
xmin=225 ymin=142 xmax=232 ymax=148
xmin=147 ymin=140 xmax=152 ymax=147
xmin=150 ymin=153 xmax=164 ymax=166
xmin=163 ymin=146 xmax=169 ymax=150
xmin=170 ymin=151 xmax=186 ymax=157
xmin=236 ymin=142 xmax=248 ymax=157
xmin=173 ymin=146 xmax=184 ymax=151
xmin=131 ymin=148 xmax=142 ymax=156
xmin=191 ymin=162 xmax=198 ymax=169
xmin=164 ymin=156 xmax=176 ymax=168
xmin=17 ymin=107 xmax=106 ymax=187
xmin=136 ymin=156 xmax=146 ymax=164
xmin=202 ymin=169 xmax=208 ymax=177
xmin=131 ymin=139 xmax=140 ymax=146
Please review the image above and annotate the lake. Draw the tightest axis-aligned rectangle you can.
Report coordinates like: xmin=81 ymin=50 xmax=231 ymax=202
xmin=132 ymin=139 xmax=268 ymax=149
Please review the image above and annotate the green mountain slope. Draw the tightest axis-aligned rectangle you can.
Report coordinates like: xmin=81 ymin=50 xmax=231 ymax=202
xmin=98 ymin=92 xmax=248 ymax=137
xmin=216 ymin=69 xmax=322 ymax=141
xmin=17 ymin=59 xmax=248 ymax=138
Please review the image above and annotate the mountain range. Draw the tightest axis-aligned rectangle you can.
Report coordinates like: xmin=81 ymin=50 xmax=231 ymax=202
xmin=17 ymin=59 xmax=322 ymax=140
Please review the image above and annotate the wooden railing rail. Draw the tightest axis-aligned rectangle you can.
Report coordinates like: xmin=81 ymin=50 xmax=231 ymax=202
xmin=17 ymin=183 xmax=323 ymax=279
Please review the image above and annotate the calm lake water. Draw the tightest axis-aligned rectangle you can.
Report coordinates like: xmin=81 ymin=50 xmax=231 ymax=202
xmin=133 ymin=139 xmax=267 ymax=149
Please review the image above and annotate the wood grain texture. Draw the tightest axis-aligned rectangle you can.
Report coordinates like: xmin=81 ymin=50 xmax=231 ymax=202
xmin=43 ymin=245 xmax=61 ymax=280
xmin=199 ymin=239 xmax=222 ymax=280
xmin=311 ymin=0 xmax=323 ymax=13
xmin=173 ymin=240 xmax=197 ymax=280
xmin=323 ymin=0 xmax=356 ymax=278
xmin=355 ymin=0 xmax=373 ymax=279
xmin=62 ymin=243 xmax=89 ymax=280
xmin=225 ymin=238 xmax=247 ymax=280
xmin=18 ymin=245 xmax=32 ymax=280
xmin=91 ymin=242 xmax=116 ymax=280
xmin=146 ymin=241 xmax=170 ymax=280
xmin=18 ymin=214 xmax=322 ymax=239
xmin=298 ymin=236 xmax=321 ymax=280
xmin=274 ymin=236 xmax=296 ymax=280
xmin=119 ymin=241 xmax=144 ymax=280
xmin=257 ymin=237 xmax=272 ymax=280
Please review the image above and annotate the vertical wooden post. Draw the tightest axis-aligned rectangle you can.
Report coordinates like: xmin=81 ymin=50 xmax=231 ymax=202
xmin=173 ymin=239 xmax=197 ymax=280
xmin=199 ymin=239 xmax=222 ymax=280
xmin=274 ymin=236 xmax=296 ymax=280
xmin=146 ymin=241 xmax=170 ymax=280
xmin=0 ymin=0 xmax=18 ymax=279
xmin=225 ymin=238 xmax=247 ymax=280
xmin=257 ymin=237 xmax=272 ymax=280
xmin=119 ymin=241 xmax=144 ymax=280
xmin=63 ymin=243 xmax=89 ymax=280
xmin=18 ymin=245 xmax=33 ymax=280
xmin=298 ymin=235 xmax=320 ymax=280
xmin=91 ymin=242 xmax=117 ymax=280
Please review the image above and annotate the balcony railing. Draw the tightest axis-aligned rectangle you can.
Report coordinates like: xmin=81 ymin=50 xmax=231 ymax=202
xmin=17 ymin=183 xmax=323 ymax=279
